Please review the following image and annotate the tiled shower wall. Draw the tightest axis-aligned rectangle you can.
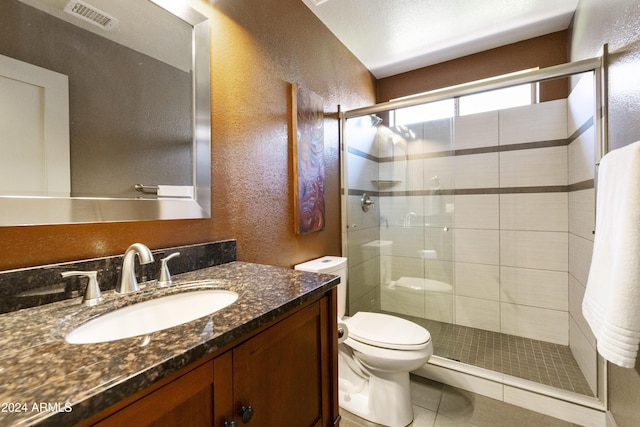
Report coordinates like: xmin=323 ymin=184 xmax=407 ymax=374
xmin=344 ymin=74 xmax=597 ymax=391
xmin=449 ymin=99 xmax=571 ymax=344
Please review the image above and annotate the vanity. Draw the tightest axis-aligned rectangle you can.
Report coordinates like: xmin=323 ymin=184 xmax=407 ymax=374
xmin=0 ymin=245 xmax=341 ymax=426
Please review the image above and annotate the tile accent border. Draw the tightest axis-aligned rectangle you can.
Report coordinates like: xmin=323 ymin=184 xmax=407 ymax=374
xmin=0 ymin=240 xmax=237 ymax=314
xmin=347 ymin=113 xmax=595 ymax=198
xmin=348 ymin=180 xmax=594 ymax=198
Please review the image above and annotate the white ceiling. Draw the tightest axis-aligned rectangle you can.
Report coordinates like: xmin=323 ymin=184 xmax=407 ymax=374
xmin=301 ymin=0 xmax=579 ymax=79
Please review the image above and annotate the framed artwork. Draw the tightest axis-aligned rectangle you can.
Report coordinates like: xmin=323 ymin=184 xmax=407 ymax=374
xmin=291 ymin=83 xmax=325 ymax=235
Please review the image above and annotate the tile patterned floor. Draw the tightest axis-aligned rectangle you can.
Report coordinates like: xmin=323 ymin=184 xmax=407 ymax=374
xmin=385 ymin=313 xmax=594 ymax=396
xmin=339 ymin=375 xmax=584 ymax=427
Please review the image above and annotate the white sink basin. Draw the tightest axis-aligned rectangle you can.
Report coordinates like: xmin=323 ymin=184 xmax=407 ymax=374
xmin=65 ymin=289 xmax=238 ymax=344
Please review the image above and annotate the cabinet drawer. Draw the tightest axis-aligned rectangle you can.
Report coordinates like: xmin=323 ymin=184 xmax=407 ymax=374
xmin=93 ymin=362 xmax=214 ymax=427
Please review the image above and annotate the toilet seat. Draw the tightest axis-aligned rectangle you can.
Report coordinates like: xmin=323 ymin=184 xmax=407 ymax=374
xmin=345 ymin=312 xmax=431 ymax=351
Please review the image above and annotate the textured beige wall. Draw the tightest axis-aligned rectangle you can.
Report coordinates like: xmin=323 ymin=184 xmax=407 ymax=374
xmin=208 ymin=0 xmax=376 ymax=267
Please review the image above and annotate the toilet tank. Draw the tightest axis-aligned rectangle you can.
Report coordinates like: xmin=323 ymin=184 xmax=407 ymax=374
xmin=295 ymin=256 xmax=347 ymax=318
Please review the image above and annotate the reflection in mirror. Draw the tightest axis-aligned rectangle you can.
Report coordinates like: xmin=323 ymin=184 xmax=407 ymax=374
xmin=0 ymin=0 xmax=211 ymax=225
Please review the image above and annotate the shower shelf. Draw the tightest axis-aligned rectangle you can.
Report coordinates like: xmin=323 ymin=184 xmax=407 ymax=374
xmin=371 ymin=180 xmax=402 ymax=188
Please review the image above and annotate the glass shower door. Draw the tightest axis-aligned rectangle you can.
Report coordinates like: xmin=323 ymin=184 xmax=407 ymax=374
xmin=378 ymin=117 xmax=454 ymax=325
xmin=341 ymin=61 xmax=606 ymax=405
xmin=343 ymin=112 xmax=455 ymax=324
xmin=343 ymin=115 xmax=382 ymax=315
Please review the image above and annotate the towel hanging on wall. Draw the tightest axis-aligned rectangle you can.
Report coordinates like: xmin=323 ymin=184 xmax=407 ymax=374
xmin=583 ymin=140 xmax=640 ymax=368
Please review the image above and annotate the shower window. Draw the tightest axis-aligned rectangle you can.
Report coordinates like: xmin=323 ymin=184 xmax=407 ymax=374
xmin=393 ymin=98 xmax=454 ymax=125
xmin=459 ymin=82 xmax=536 ymax=115
xmin=392 ymin=82 xmax=536 ymax=126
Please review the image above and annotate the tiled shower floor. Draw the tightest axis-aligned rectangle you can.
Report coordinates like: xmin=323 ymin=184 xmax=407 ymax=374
xmin=388 ymin=313 xmax=594 ymax=396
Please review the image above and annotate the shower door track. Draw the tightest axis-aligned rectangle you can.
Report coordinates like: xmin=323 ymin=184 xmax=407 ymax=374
xmin=342 ymin=56 xmax=602 ymax=118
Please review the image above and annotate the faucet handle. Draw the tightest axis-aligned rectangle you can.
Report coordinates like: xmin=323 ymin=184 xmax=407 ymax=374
xmin=157 ymin=252 xmax=180 ymax=287
xmin=61 ymin=271 xmax=103 ymax=306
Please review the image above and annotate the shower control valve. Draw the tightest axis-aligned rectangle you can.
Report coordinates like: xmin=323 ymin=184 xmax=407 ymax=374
xmin=361 ymin=192 xmax=375 ymax=212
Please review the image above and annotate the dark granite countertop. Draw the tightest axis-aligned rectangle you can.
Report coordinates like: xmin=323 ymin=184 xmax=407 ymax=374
xmin=0 ymin=261 xmax=338 ymax=426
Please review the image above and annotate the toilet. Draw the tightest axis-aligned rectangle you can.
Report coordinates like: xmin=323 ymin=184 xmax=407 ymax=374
xmin=295 ymin=256 xmax=433 ymax=427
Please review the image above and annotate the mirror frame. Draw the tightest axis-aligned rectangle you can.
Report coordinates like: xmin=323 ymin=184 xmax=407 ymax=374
xmin=0 ymin=2 xmax=211 ymax=226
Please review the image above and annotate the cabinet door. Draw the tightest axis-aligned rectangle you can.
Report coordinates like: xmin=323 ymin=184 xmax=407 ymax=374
xmin=232 ymin=299 xmax=329 ymax=427
xmin=93 ymin=362 xmax=214 ymax=427
xmin=212 ymin=351 xmax=234 ymax=427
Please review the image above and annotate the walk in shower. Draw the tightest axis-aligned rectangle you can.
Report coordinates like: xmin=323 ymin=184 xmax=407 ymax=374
xmin=341 ymin=59 xmax=607 ymax=414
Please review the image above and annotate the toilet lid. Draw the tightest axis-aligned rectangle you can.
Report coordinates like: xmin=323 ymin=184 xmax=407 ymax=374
xmin=346 ymin=312 xmax=431 ymax=350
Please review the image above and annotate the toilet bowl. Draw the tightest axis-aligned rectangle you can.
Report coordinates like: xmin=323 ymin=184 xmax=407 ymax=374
xmin=295 ymin=256 xmax=433 ymax=427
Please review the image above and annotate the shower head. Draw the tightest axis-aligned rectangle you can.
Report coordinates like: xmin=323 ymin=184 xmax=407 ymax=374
xmin=370 ymin=114 xmax=383 ymax=127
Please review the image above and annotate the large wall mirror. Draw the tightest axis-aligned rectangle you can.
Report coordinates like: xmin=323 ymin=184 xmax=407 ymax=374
xmin=0 ymin=0 xmax=211 ymax=225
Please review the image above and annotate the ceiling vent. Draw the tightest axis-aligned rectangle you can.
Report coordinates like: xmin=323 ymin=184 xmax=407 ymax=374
xmin=64 ymin=0 xmax=119 ymax=31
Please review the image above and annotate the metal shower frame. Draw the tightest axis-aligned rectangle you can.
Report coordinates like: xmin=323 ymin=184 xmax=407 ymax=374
xmin=339 ymin=51 xmax=609 ymax=411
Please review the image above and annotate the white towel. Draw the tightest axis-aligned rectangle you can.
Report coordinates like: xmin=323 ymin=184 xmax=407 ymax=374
xmin=583 ymin=141 xmax=640 ymax=368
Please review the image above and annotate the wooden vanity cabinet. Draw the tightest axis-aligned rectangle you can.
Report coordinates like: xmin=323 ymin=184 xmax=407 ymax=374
xmin=92 ymin=362 xmax=215 ymax=427
xmin=214 ymin=295 xmax=332 ymax=427
xmin=85 ymin=290 xmax=339 ymax=427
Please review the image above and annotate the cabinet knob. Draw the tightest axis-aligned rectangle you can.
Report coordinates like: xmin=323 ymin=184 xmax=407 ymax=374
xmin=239 ymin=405 xmax=254 ymax=423
xmin=223 ymin=421 xmax=236 ymax=427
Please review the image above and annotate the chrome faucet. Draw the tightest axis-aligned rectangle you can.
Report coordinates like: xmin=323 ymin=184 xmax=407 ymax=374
xmin=116 ymin=243 xmax=155 ymax=294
